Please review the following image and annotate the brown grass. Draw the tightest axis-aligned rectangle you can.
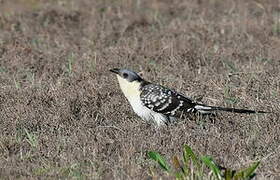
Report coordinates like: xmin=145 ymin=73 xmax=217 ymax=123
xmin=0 ymin=0 xmax=279 ymax=179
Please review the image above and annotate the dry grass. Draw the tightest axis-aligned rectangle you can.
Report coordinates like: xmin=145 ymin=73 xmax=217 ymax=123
xmin=0 ymin=0 xmax=279 ymax=179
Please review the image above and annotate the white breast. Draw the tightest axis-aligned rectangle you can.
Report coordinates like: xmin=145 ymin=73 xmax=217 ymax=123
xmin=128 ymin=95 xmax=168 ymax=126
xmin=116 ymin=75 xmax=168 ymax=126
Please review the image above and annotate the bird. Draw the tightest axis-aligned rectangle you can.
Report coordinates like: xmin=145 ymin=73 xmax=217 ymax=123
xmin=110 ymin=68 xmax=269 ymax=126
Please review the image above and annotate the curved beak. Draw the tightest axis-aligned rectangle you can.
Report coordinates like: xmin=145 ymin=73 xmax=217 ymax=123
xmin=110 ymin=68 xmax=120 ymax=74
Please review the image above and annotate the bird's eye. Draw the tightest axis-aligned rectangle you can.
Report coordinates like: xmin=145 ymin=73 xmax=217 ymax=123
xmin=123 ymin=73 xmax=128 ymax=78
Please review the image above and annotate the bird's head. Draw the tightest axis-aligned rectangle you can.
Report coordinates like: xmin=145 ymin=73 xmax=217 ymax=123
xmin=110 ymin=68 xmax=143 ymax=82
xmin=110 ymin=68 xmax=144 ymax=98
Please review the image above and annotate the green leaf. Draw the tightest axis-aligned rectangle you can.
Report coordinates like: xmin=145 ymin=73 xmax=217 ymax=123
xmin=24 ymin=128 xmax=38 ymax=148
xmin=243 ymin=161 xmax=260 ymax=178
xmin=174 ymin=172 xmax=184 ymax=180
xmin=201 ymin=156 xmax=222 ymax=180
xmin=224 ymin=169 xmax=235 ymax=180
xmin=183 ymin=145 xmax=190 ymax=164
xmin=234 ymin=161 xmax=260 ymax=179
xmin=184 ymin=145 xmax=201 ymax=170
xmin=148 ymin=151 xmax=171 ymax=172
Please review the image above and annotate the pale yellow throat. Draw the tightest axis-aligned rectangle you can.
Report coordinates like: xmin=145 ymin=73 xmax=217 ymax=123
xmin=117 ymin=75 xmax=141 ymax=100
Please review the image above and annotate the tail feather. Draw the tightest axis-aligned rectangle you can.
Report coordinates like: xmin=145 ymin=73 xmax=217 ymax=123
xmin=194 ymin=104 xmax=269 ymax=114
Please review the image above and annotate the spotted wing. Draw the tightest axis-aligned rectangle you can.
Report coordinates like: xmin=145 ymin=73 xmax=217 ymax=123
xmin=140 ymin=84 xmax=197 ymax=116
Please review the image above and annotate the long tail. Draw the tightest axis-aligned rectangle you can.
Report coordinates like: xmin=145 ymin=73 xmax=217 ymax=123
xmin=194 ymin=104 xmax=269 ymax=114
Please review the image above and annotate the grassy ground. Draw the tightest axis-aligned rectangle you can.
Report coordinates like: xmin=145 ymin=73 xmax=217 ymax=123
xmin=0 ymin=0 xmax=279 ymax=179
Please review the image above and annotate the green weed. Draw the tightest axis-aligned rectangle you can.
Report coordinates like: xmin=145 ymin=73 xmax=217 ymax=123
xmin=66 ymin=52 xmax=75 ymax=75
xmin=223 ymin=85 xmax=239 ymax=105
xmin=13 ymin=76 xmax=21 ymax=89
xmin=148 ymin=145 xmax=260 ymax=180
xmin=24 ymin=128 xmax=38 ymax=148
xmin=222 ymin=60 xmax=238 ymax=73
